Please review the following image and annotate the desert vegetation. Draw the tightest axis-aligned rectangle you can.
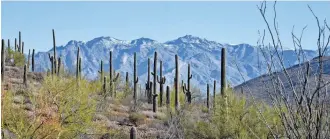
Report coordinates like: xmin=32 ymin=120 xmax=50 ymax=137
xmin=1 ymin=1 xmax=330 ymax=139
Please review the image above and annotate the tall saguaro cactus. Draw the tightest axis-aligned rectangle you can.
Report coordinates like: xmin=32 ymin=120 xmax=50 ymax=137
xmin=19 ymin=31 xmax=21 ymax=53
xmin=166 ymin=86 xmax=170 ymax=108
xmin=21 ymin=42 xmax=24 ymax=54
xmin=182 ymin=64 xmax=193 ymax=103
xmin=221 ymin=48 xmax=226 ymax=96
xmin=48 ymin=53 xmax=54 ymax=78
xmin=79 ymin=57 xmax=82 ymax=79
xmin=32 ymin=49 xmax=35 ymax=72
xmin=221 ymin=48 xmax=228 ymax=121
xmin=175 ymin=55 xmax=179 ymax=111
xmin=98 ymin=60 xmax=103 ymax=82
xmin=76 ymin=47 xmax=80 ymax=80
xmin=133 ymin=52 xmax=139 ymax=105
xmin=146 ymin=58 xmax=152 ymax=104
xmin=27 ymin=49 xmax=30 ymax=70
xmin=109 ymin=51 xmax=120 ymax=97
xmin=7 ymin=39 xmax=10 ymax=51
xmin=157 ymin=60 xmax=166 ymax=107
xmin=57 ymin=57 xmax=61 ymax=76
xmin=213 ymin=80 xmax=216 ymax=111
xmin=52 ymin=29 xmax=57 ymax=74
xmin=1 ymin=39 xmax=5 ymax=82
xmin=23 ymin=64 xmax=27 ymax=86
xmin=103 ymin=76 xmax=107 ymax=97
xmin=151 ymin=52 xmax=158 ymax=112
xmin=14 ymin=38 xmax=17 ymax=52
xmin=207 ymin=84 xmax=210 ymax=111
xmin=151 ymin=52 xmax=157 ymax=99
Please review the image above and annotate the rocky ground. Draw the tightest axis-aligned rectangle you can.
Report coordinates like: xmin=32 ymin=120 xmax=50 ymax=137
xmin=1 ymin=65 xmax=172 ymax=139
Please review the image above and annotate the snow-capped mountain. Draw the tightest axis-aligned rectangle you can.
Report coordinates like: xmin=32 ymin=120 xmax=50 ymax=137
xmin=33 ymin=35 xmax=318 ymax=93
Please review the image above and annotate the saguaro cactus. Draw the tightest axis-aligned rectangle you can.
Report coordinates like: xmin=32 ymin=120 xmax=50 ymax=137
xmin=146 ymin=58 xmax=152 ymax=104
xmin=27 ymin=49 xmax=30 ymax=70
xmin=109 ymin=51 xmax=120 ymax=97
xmin=113 ymin=70 xmax=119 ymax=97
xmin=207 ymin=84 xmax=210 ymax=111
xmin=130 ymin=127 xmax=137 ymax=139
xmin=166 ymin=86 xmax=170 ymax=108
xmin=52 ymin=29 xmax=57 ymax=74
xmin=32 ymin=49 xmax=35 ymax=72
xmin=221 ymin=48 xmax=226 ymax=96
xmin=79 ymin=57 xmax=82 ymax=79
xmin=76 ymin=47 xmax=80 ymax=80
xmin=157 ymin=60 xmax=166 ymax=107
xmin=133 ymin=52 xmax=139 ymax=104
xmin=98 ymin=60 xmax=103 ymax=82
xmin=126 ymin=72 xmax=129 ymax=88
xmin=103 ymin=76 xmax=107 ymax=97
xmin=152 ymin=93 xmax=158 ymax=113
xmin=21 ymin=42 xmax=24 ymax=54
xmin=151 ymin=52 xmax=157 ymax=101
xmin=213 ymin=80 xmax=216 ymax=111
xmin=57 ymin=57 xmax=61 ymax=76
xmin=7 ymin=39 xmax=10 ymax=51
xmin=1 ymin=39 xmax=5 ymax=82
xmin=182 ymin=64 xmax=193 ymax=103
xmin=19 ymin=31 xmax=21 ymax=52
xmin=14 ymin=38 xmax=17 ymax=52
xmin=23 ymin=64 xmax=27 ymax=86
xmin=48 ymin=53 xmax=54 ymax=77
xmin=175 ymin=55 xmax=179 ymax=110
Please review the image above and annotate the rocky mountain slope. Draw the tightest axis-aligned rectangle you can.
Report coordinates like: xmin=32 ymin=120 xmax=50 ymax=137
xmin=235 ymin=56 xmax=330 ymax=103
xmin=33 ymin=35 xmax=318 ymax=93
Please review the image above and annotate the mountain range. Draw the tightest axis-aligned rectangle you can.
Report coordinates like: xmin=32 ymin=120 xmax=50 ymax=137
xmin=33 ymin=35 xmax=319 ymax=93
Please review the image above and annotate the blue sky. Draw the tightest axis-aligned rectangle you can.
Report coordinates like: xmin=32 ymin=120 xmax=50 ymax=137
xmin=1 ymin=1 xmax=329 ymax=53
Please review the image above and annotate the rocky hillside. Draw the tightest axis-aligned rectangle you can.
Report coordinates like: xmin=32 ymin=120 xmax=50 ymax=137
xmin=235 ymin=56 xmax=330 ymax=103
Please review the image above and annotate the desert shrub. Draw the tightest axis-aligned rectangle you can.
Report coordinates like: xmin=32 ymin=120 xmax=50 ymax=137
xmin=37 ymin=76 xmax=97 ymax=138
xmin=7 ymin=50 xmax=25 ymax=67
xmin=2 ymin=91 xmax=35 ymax=138
xmin=129 ymin=112 xmax=146 ymax=126
xmin=2 ymin=75 xmax=98 ymax=138
xmin=182 ymin=90 xmax=284 ymax=139
xmin=168 ymin=87 xmax=185 ymax=110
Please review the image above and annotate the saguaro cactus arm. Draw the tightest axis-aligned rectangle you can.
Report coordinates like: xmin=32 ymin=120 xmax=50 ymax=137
xmin=135 ymin=76 xmax=139 ymax=83
xmin=113 ymin=72 xmax=120 ymax=82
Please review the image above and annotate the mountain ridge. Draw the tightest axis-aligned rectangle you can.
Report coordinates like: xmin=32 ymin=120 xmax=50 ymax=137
xmin=33 ymin=35 xmax=319 ymax=93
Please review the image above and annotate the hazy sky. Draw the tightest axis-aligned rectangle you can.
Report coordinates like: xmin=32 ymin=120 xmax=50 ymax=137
xmin=1 ymin=1 xmax=330 ymax=53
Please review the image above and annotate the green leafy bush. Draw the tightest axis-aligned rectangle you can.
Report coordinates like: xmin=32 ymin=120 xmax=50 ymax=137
xmin=181 ymin=90 xmax=284 ymax=139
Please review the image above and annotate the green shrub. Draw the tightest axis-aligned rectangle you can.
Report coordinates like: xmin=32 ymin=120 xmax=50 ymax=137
xmin=2 ymin=76 xmax=99 ymax=138
xmin=129 ymin=112 xmax=146 ymax=126
xmin=7 ymin=50 xmax=25 ymax=67
xmin=182 ymin=90 xmax=284 ymax=139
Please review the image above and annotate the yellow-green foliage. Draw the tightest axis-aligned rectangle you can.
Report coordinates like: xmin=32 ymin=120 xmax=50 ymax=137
xmin=7 ymin=49 xmax=25 ymax=67
xmin=168 ymin=87 xmax=185 ymax=110
xmin=183 ymin=90 xmax=284 ymax=139
xmin=38 ymin=76 xmax=97 ymax=137
xmin=2 ymin=76 xmax=99 ymax=138
xmin=2 ymin=91 xmax=36 ymax=138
